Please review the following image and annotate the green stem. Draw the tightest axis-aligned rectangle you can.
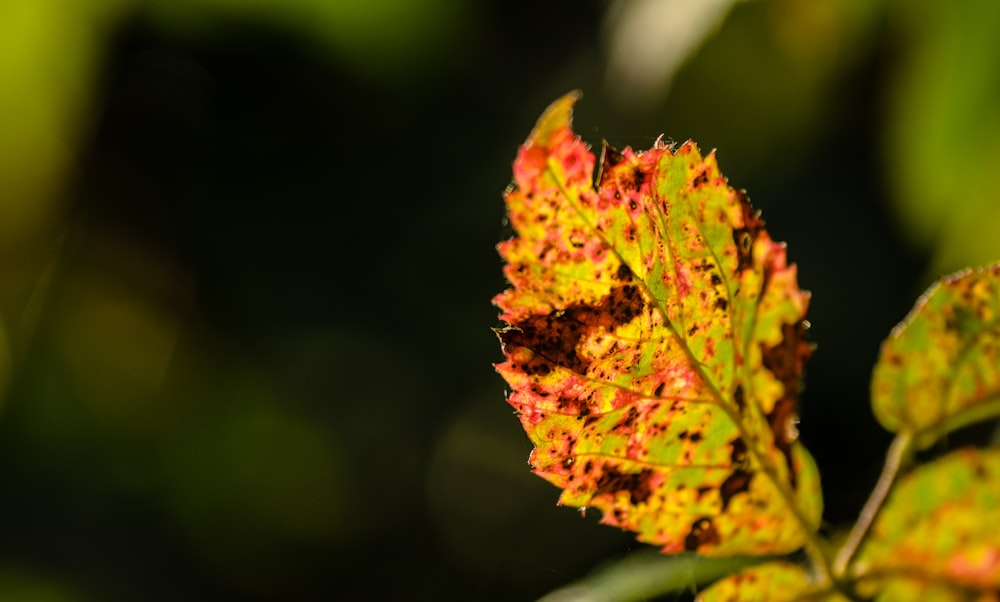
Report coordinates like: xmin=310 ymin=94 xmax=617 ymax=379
xmin=832 ymin=431 xmax=915 ymax=579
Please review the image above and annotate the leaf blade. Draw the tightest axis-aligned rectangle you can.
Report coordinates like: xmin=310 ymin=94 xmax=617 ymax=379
xmin=853 ymin=447 xmax=1000 ymax=597
xmin=494 ymin=93 xmax=821 ymax=555
xmin=871 ymin=262 xmax=1000 ymax=444
xmin=695 ymin=561 xmax=848 ymax=602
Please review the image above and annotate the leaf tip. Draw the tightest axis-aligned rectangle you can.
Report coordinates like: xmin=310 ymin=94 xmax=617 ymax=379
xmin=527 ymin=90 xmax=583 ymax=147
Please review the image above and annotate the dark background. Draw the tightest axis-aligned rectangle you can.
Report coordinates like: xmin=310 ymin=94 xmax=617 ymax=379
xmin=0 ymin=1 xmax=997 ymax=599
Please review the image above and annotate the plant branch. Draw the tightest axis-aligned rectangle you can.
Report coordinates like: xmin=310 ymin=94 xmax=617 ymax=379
xmin=832 ymin=431 xmax=915 ymax=579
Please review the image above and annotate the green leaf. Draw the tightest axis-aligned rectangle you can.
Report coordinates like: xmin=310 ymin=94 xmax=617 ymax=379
xmin=494 ymin=92 xmax=822 ymax=555
xmin=852 ymin=447 xmax=1000 ymax=598
xmin=538 ymin=550 xmax=765 ymax=602
xmin=695 ymin=561 xmax=847 ymax=602
xmin=884 ymin=2 xmax=1000 ymax=275
xmin=871 ymin=262 xmax=1000 ymax=446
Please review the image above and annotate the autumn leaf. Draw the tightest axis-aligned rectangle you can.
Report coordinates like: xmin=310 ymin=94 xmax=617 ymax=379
xmin=871 ymin=262 xmax=1000 ymax=448
xmin=493 ymin=92 xmax=822 ymax=556
xmin=852 ymin=447 xmax=1000 ymax=599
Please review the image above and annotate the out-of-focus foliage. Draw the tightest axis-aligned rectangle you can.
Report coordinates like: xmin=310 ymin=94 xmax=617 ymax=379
xmin=0 ymin=0 xmax=132 ymax=407
xmin=871 ymin=263 xmax=1000 ymax=446
xmin=0 ymin=0 xmax=127 ymax=245
xmin=883 ymin=1 xmax=1000 ymax=276
xmin=853 ymin=447 xmax=1000 ymax=599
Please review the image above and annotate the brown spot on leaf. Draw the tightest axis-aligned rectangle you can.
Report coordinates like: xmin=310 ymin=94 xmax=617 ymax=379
xmin=692 ymin=169 xmax=709 ymax=188
xmin=719 ymin=469 xmax=752 ymax=510
xmin=633 ymin=168 xmax=646 ymax=190
xmin=613 ymin=406 xmax=639 ymax=432
xmin=733 ymin=385 xmax=746 ymax=413
xmin=684 ymin=517 xmax=720 ymax=551
xmin=729 ymin=437 xmax=747 ymax=466
xmin=616 ymin=263 xmax=633 ymax=282
xmin=594 ymin=466 xmax=656 ymax=505
xmin=732 ymin=192 xmax=765 ymax=271
xmin=499 ymin=285 xmax=646 ymax=376
xmin=761 ymin=320 xmax=811 ymax=488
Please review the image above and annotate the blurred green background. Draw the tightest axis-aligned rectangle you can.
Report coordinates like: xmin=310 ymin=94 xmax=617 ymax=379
xmin=0 ymin=0 xmax=997 ymax=599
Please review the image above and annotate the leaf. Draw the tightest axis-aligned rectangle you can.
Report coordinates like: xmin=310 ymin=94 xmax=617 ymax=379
xmin=695 ymin=561 xmax=847 ymax=602
xmin=852 ymin=447 xmax=1000 ymax=599
xmin=493 ymin=92 xmax=822 ymax=555
xmin=537 ymin=550 xmax=765 ymax=602
xmin=871 ymin=262 xmax=1000 ymax=446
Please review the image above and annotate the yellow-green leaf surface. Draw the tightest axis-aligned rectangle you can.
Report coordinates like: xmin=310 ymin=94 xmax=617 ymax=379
xmin=853 ymin=447 xmax=1000 ymax=599
xmin=696 ymin=561 xmax=847 ymax=602
xmin=871 ymin=263 xmax=1000 ymax=446
xmin=494 ymin=92 xmax=821 ymax=555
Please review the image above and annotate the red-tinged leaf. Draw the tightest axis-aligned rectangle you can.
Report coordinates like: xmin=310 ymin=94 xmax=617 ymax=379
xmin=872 ymin=263 xmax=1000 ymax=446
xmin=493 ymin=92 xmax=821 ymax=555
xmin=696 ymin=561 xmax=846 ymax=602
xmin=852 ymin=447 xmax=1000 ymax=598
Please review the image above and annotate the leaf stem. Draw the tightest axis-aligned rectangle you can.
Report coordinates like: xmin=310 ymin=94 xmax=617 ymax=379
xmin=832 ymin=431 xmax=915 ymax=579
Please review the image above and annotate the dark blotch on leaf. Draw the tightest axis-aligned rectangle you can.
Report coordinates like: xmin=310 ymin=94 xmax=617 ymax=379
xmin=613 ymin=406 xmax=639 ymax=432
xmin=692 ymin=169 xmax=709 ymax=188
xmin=733 ymin=385 xmax=746 ymax=413
xmin=499 ymin=285 xmax=646 ymax=377
xmin=594 ymin=466 xmax=656 ymax=505
xmin=684 ymin=517 xmax=720 ymax=551
xmin=731 ymin=192 xmax=764 ymax=271
xmin=730 ymin=437 xmax=747 ymax=464
xmin=616 ymin=263 xmax=633 ymax=282
xmin=761 ymin=320 xmax=811 ymax=488
xmin=633 ymin=168 xmax=646 ymax=190
xmin=719 ymin=469 xmax=752 ymax=510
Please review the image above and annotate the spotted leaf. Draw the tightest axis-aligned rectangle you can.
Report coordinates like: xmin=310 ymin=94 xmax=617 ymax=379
xmin=853 ymin=447 xmax=1000 ymax=599
xmin=696 ymin=561 xmax=847 ymax=602
xmin=872 ymin=262 xmax=1000 ymax=448
xmin=494 ymin=92 xmax=821 ymax=555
